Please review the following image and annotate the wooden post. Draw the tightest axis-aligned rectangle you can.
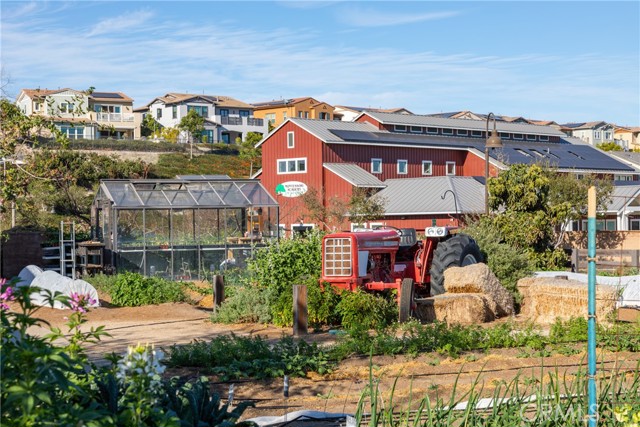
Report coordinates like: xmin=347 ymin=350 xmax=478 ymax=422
xmin=293 ymin=285 xmax=308 ymax=336
xmin=213 ymin=275 xmax=225 ymax=313
xmin=572 ymin=248 xmax=580 ymax=273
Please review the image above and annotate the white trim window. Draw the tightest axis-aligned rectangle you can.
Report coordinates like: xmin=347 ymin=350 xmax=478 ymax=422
xmin=594 ymin=131 xmax=601 ymax=139
xmin=277 ymin=157 xmax=307 ymax=174
xmin=539 ymin=135 xmax=549 ymax=141
xmin=442 ymin=128 xmax=454 ymax=135
xmin=457 ymin=129 xmax=468 ymax=136
xmin=287 ymin=131 xmax=295 ymax=148
xmin=427 ymin=127 xmax=438 ymax=134
xmin=526 ymin=134 xmax=536 ymax=141
xmin=422 ymin=160 xmax=433 ymax=175
xmin=446 ymin=161 xmax=456 ymax=176
xmin=394 ymin=125 xmax=407 ymax=132
xmin=397 ymin=159 xmax=408 ymax=174
xmin=471 ymin=130 xmax=482 ymax=137
xmin=513 ymin=133 xmax=524 ymax=140
xmin=371 ymin=158 xmax=382 ymax=174
xmin=410 ymin=126 xmax=422 ymax=133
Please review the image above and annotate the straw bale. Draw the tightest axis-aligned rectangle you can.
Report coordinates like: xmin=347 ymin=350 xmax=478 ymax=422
xmin=518 ymin=276 xmax=619 ymax=324
xmin=415 ymin=294 xmax=493 ymax=325
xmin=444 ymin=263 xmax=515 ymax=317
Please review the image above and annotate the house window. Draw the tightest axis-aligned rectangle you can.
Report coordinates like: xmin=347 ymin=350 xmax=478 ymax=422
xmin=265 ymin=113 xmax=276 ymax=125
xmin=446 ymin=161 xmax=456 ymax=176
xmin=513 ymin=133 xmax=524 ymax=140
xmin=410 ymin=126 xmax=422 ymax=133
xmin=60 ymin=102 xmax=75 ymax=113
xmin=615 ymin=174 xmax=633 ymax=181
xmin=594 ymin=131 xmax=601 ymax=139
xmin=576 ymin=173 xmax=585 ymax=180
xmin=427 ymin=127 xmax=438 ymax=134
xmin=539 ymin=135 xmax=549 ymax=141
xmin=59 ymin=126 xmax=84 ymax=139
xmin=156 ymin=108 xmax=162 ymax=119
xmin=277 ymin=157 xmax=307 ymax=174
xmin=283 ymin=112 xmax=287 ymax=121
xmin=187 ymin=105 xmax=208 ymax=117
xmin=172 ymin=106 xmax=177 ymax=119
xmin=442 ymin=128 xmax=454 ymax=135
xmin=34 ymin=102 xmax=42 ymax=111
xmin=422 ymin=161 xmax=433 ymax=175
xmin=394 ymin=125 xmax=407 ymax=132
xmin=221 ymin=133 xmax=230 ymax=144
xmin=471 ymin=130 xmax=482 ymax=137
xmin=604 ymin=131 xmax=612 ymax=140
xmin=500 ymin=132 xmax=510 ymax=139
xmin=239 ymin=110 xmax=249 ymax=117
xmin=319 ymin=112 xmax=330 ymax=120
xmin=457 ymin=129 xmax=468 ymax=136
xmin=220 ymin=109 xmax=229 ymax=117
xmin=371 ymin=158 xmax=382 ymax=174
xmin=397 ymin=159 xmax=408 ymax=174
xmin=287 ymin=131 xmax=294 ymax=148
xmin=630 ymin=218 xmax=640 ymax=231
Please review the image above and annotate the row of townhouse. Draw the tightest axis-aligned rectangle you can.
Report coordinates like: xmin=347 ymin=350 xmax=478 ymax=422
xmin=255 ymin=110 xmax=640 ymax=233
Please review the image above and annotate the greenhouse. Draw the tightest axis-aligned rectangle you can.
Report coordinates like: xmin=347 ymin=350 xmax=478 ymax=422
xmin=91 ymin=177 xmax=279 ymax=280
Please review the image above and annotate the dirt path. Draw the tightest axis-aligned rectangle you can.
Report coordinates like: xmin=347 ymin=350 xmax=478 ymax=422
xmin=24 ymin=302 xmax=640 ymax=420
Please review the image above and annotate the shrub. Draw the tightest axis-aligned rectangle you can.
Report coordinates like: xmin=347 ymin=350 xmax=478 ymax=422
xmin=109 ymin=272 xmax=187 ymax=306
xmin=210 ymin=284 xmax=271 ymax=324
xmin=335 ymin=290 xmax=398 ymax=331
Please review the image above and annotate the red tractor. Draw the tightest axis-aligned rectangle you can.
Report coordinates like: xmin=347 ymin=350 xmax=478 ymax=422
xmin=320 ymin=226 xmax=482 ymax=321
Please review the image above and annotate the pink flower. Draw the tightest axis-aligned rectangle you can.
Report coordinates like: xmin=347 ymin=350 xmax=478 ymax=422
xmin=68 ymin=292 xmax=97 ymax=313
xmin=0 ymin=279 xmax=15 ymax=311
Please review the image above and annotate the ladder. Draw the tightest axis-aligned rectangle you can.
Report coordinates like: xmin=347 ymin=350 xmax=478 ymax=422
xmin=59 ymin=221 xmax=76 ymax=279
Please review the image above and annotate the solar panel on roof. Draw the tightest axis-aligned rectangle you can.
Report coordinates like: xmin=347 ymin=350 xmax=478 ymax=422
xmin=92 ymin=92 xmax=123 ymax=99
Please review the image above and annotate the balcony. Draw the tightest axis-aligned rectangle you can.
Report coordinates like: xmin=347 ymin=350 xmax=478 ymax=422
xmin=96 ymin=113 xmax=135 ymax=123
xmin=218 ymin=116 xmax=264 ymax=127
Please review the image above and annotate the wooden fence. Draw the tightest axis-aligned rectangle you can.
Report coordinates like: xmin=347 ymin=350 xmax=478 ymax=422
xmin=572 ymin=249 xmax=640 ymax=273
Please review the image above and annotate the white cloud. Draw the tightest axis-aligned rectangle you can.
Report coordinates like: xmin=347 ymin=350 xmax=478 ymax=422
xmin=337 ymin=6 xmax=460 ymax=27
xmin=87 ymin=9 xmax=154 ymax=37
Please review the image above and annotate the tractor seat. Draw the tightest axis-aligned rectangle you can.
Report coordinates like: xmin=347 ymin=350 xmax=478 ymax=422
xmin=398 ymin=228 xmax=417 ymax=247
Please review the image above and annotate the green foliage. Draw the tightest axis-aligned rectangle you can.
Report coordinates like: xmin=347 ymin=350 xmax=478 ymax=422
xmin=109 ymin=272 xmax=187 ymax=306
xmin=178 ymin=109 xmax=205 ymax=143
xmin=237 ymin=131 xmax=262 ymax=174
xmin=335 ymin=290 xmax=398 ymax=331
xmin=84 ymin=273 xmax=120 ymax=296
xmin=165 ymin=335 xmax=333 ymax=380
xmin=247 ymin=229 xmax=324 ymax=326
xmin=462 ymin=219 xmax=534 ymax=305
xmin=141 ymin=114 xmax=162 ymax=137
xmin=38 ymin=137 xmax=187 ymax=152
xmin=210 ymin=284 xmax=271 ymax=324
xmin=1 ymin=279 xmax=254 ymax=426
xmin=597 ymin=141 xmax=623 ymax=151
xmin=149 ymin=152 xmax=251 ymax=179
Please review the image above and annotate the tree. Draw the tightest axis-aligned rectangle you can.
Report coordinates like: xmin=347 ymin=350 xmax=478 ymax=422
xmin=481 ymin=163 xmax=612 ymax=269
xmin=596 ymin=141 xmax=623 ymax=151
xmin=237 ymin=132 xmax=262 ymax=176
xmin=140 ymin=114 xmax=161 ymax=138
xmin=178 ymin=109 xmax=205 ymax=160
xmin=301 ymin=187 xmax=387 ymax=230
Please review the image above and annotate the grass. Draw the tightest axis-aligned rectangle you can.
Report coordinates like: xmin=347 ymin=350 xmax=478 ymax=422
xmin=148 ymin=152 xmax=252 ymax=179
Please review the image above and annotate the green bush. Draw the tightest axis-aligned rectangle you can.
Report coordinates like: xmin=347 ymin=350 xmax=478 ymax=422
xmin=335 ymin=290 xmax=398 ymax=331
xmin=84 ymin=272 xmax=119 ymax=295
xmin=37 ymin=137 xmax=187 ymax=152
xmin=210 ymin=284 xmax=271 ymax=324
xmin=110 ymin=272 xmax=187 ymax=306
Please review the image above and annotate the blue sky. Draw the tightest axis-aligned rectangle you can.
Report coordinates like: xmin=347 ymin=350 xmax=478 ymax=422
xmin=2 ymin=1 xmax=639 ymax=125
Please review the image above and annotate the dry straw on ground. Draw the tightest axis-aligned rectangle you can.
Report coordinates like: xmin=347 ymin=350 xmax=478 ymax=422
xmin=518 ymin=276 xmax=619 ymax=324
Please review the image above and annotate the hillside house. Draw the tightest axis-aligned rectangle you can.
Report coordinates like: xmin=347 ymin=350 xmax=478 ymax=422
xmin=252 ymin=97 xmax=336 ymax=129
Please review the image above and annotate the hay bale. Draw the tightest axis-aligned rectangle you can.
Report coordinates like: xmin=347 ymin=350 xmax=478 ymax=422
xmin=444 ymin=263 xmax=515 ymax=317
xmin=415 ymin=294 xmax=493 ymax=325
xmin=518 ymin=276 xmax=619 ymax=324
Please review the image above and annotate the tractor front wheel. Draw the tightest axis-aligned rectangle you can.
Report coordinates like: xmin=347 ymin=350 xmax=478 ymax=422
xmin=429 ymin=234 xmax=482 ymax=296
xmin=398 ymin=278 xmax=414 ymax=322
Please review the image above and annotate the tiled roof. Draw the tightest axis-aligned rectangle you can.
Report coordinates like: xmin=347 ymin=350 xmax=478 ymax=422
xmin=361 ymin=111 xmax=566 ymax=137
xmin=252 ymin=97 xmax=314 ymax=108
xmin=21 ymin=88 xmax=133 ymax=103
xmin=373 ymin=176 xmax=485 ymax=215
xmin=323 ymin=163 xmax=386 ymax=188
xmin=151 ymin=93 xmax=253 ymax=109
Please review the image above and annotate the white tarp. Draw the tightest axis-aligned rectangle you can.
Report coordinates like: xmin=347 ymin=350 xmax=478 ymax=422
xmin=247 ymin=410 xmax=350 ymax=427
xmin=28 ymin=270 xmax=100 ymax=310
xmin=17 ymin=265 xmax=44 ymax=287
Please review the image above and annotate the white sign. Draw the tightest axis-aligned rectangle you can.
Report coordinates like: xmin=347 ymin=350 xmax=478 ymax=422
xmin=275 ymin=181 xmax=308 ymax=198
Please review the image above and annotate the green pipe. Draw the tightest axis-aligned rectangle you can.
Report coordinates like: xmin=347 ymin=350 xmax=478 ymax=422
xmin=587 ymin=186 xmax=597 ymax=426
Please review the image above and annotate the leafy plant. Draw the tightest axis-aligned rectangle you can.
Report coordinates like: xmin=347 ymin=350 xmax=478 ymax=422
xmin=335 ymin=290 xmax=398 ymax=331
xmin=109 ymin=272 xmax=187 ymax=306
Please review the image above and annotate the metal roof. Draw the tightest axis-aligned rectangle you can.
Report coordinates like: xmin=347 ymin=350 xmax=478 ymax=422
xmin=328 ymin=130 xmax=635 ymax=173
xmin=96 ymin=178 xmax=278 ymax=209
xmin=606 ymin=184 xmax=640 ymax=212
xmin=289 ymin=118 xmax=380 ymax=142
xmin=373 ymin=176 xmax=485 ymax=215
xmin=323 ymin=163 xmax=386 ymax=188
xmin=360 ymin=111 xmax=566 ymax=137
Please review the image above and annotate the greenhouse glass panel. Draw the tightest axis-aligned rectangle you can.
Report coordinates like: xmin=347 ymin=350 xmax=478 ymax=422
xmin=239 ymin=182 xmax=278 ymax=205
xmin=145 ymin=210 xmax=170 ymax=247
xmin=171 ymin=209 xmax=196 ymax=246
xmin=164 ymin=190 xmax=196 ymax=207
xmin=116 ymin=251 xmax=144 ymax=274
xmin=172 ymin=249 xmax=197 ymax=280
xmin=117 ymin=210 xmax=144 ymax=249
xmin=222 ymin=208 xmax=244 ymax=239
xmin=201 ymin=248 xmax=228 ymax=279
xmin=138 ymin=189 xmax=170 ymax=207
xmin=146 ymin=250 xmax=172 ymax=278
xmin=211 ymin=182 xmax=250 ymax=206
xmin=187 ymin=183 xmax=223 ymax=206
xmin=196 ymin=209 xmax=223 ymax=245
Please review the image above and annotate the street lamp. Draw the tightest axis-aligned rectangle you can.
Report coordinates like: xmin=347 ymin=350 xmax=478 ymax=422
xmin=484 ymin=113 xmax=503 ymax=214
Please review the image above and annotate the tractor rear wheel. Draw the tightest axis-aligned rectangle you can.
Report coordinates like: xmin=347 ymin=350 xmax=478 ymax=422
xmin=429 ymin=234 xmax=482 ymax=296
xmin=399 ymin=278 xmax=414 ymax=322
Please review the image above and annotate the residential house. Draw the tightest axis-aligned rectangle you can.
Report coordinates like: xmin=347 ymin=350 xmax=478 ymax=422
xmin=141 ymin=93 xmax=266 ymax=143
xmin=16 ymin=88 xmax=137 ymax=139
xmin=560 ymin=121 xmax=617 ymax=146
xmin=256 ymin=112 xmax=638 ymax=232
xmin=333 ymin=105 xmax=413 ymax=122
xmin=251 ymin=97 xmax=336 ymax=129
xmin=614 ymin=126 xmax=640 ymax=151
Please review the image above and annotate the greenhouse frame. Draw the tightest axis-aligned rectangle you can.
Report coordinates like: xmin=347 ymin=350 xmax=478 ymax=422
xmin=91 ymin=176 xmax=279 ymax=280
